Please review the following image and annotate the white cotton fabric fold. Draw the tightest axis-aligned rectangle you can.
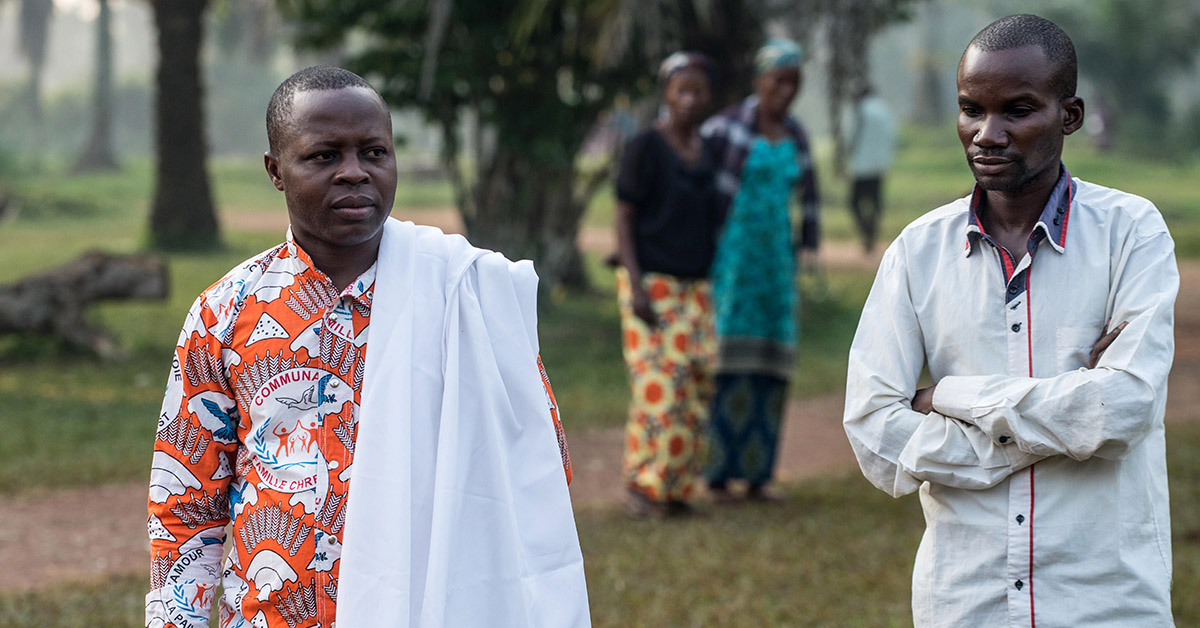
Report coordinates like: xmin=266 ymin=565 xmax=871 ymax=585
xmin=338 ymin=218 xmax=590 ymax=628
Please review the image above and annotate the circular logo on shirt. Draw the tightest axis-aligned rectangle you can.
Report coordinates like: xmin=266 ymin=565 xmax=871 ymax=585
xmin=247 ymin=367 xmax=350 ymax=498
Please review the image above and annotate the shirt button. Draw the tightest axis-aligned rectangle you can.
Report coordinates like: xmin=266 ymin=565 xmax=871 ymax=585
xmin=329 ymin=459 xmax=339 ymax=469
xmin=1011 ymin=323 xmax=1021 ymax=332
xmin=1015 ymin=580 xmax=1024 ymax=590
xmin=1053 ymin=216 xmax=1062 ymax=226
xmin=1016 ymin=514 xmax=1025 ymax=524
xmin=1057 ymin=206 xmax=1065 ymax=214
xmin=999 ymin=435 xmax=1010 ymax=443
xmin=1007 ymin=285 xmax=1018 ymax=295
xmin=328 ymin=535 xmax=337 ymax=545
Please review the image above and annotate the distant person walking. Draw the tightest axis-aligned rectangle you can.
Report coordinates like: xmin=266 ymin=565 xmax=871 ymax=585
xmin=701 ymin=38 xmax=819 ymax=502
xmin=614 ymin=52 xmax=722 ymax=518
xmin=844 ymin=82 xmax=896 ymax=253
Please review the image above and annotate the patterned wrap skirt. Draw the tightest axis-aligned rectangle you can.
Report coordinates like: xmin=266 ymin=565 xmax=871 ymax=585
xmin=617 ymin=268 xmax=716 ymax=503
xmin=704 ymin=372 xmax=788 ymax=487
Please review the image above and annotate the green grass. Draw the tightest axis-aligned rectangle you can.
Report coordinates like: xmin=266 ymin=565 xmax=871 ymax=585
xmin=5 ymin=421 xmax=1199 ymax=627
xmin=0 ymin=358 xmax=160 ymax=492
xmin=794 ymin=270 xmax=875 ymax=399
xmin=539 ymin=257 xmax=631 ymax=430
xmin=0 ymin=574 xmax=147 ymax=628
xmin=581 ymin=475 xmax=924 ymax=627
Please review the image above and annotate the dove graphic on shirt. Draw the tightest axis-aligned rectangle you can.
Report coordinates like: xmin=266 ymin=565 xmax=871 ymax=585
xmin=276 ymin=373 xmax=336 ymax=410
xmin=201 ymin=398 xmax=240 ymax=442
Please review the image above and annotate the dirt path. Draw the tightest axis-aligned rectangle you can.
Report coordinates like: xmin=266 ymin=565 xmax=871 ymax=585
xmin=4 ymin=211 xmax=1199 ymax=593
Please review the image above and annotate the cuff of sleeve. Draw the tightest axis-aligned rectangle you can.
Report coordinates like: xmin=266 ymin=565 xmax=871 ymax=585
xmin=931 ymin=376 xmax=988 ymax=423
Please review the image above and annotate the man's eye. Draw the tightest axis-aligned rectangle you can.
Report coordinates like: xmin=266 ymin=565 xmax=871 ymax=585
xmin=310 ymin=151 xmax=336 ymax=161
xmin=366 ymin=148 xmax=388 ymax=158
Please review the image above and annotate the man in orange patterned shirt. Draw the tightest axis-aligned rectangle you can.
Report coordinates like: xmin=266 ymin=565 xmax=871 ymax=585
xmin=146 ymin=66 xmax=587 ymax=628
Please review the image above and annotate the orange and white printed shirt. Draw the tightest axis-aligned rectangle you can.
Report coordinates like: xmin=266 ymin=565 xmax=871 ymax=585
xmin=147 ymin=232 xmax=571 ymax=628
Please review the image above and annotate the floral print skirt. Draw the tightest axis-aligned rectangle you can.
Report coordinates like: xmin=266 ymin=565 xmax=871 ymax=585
xmin=617 ymin=269 xmax=716 ymax=503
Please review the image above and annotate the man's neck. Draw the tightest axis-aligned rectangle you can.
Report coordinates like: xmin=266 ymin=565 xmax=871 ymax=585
xmin=303 ymin=238 xmax=381 ymax=293
xmin=979 ymin=166 xmax=1062 ymax=257
xmin=983 ymin=192 xmax=1044 ymax=236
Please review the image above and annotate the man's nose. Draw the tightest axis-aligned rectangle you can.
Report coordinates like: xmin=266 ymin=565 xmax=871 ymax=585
xmin=336 ymin=155 xmax=369 ymax=183
xmin=973 ymin=114 xmax=1008 ymax=147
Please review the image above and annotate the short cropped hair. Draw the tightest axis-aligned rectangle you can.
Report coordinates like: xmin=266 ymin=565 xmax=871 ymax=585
xmin=965 ymin=14 xmax=1077 ymax=99
xmin=266 ymin=66 xmax=386 ymax=153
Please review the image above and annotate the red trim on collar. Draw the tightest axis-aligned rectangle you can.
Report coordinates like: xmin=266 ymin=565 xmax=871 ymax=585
xmin=969 ymin=188 xmax=986 ymax=234
xmin=1058 ymin=180 xmax=1072 ymax=248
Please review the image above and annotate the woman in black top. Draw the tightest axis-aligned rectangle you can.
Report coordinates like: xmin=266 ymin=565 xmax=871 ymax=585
xmin=614 ymin=51 xmax=722 ymax=518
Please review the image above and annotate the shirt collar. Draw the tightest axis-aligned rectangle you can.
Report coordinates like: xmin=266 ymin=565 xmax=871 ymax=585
xmin=285 ymin=227 xmax=377 ymax=308
xmin=964 ymin=163 xmax=1075 ymax=257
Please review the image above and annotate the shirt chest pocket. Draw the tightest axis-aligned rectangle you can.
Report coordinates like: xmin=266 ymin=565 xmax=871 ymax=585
xmin=1055 ymin=326 xmax=1102 ymax=372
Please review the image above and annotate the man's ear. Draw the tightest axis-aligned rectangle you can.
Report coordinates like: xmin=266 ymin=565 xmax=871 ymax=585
xmin=264 ymin=151 xmax=285 ymax=191
xmin=1062 ymin=96 xmax=1085 ymax=136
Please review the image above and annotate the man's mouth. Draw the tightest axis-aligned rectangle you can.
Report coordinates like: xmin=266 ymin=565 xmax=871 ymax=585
xmin=331 ymin=196 xmax=376 ymax=217
xmin=971 ymin=155 xmax=1014 ymax=175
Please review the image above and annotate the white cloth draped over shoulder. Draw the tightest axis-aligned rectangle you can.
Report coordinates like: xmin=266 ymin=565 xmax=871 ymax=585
xmin=337 ymin=218 xmax=590 ymax=628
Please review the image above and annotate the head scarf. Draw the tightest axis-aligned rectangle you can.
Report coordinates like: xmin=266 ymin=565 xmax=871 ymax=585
xmin=754 ymin=38 xmax=804 ymax=76
xmin=658 ymin=51 xmax=714 ymax=86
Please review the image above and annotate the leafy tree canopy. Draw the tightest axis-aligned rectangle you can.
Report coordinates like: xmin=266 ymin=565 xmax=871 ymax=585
xmin=1047 ymin=0 xmax=1200 ymax=120
xmin=281 ymin=0 xmax=654 ymax=169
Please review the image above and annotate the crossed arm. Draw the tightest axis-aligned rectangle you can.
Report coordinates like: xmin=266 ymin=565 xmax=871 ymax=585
xmin=909 ymin=321 xmax=1125 ymax=413
xmin=843 ymin=231 xmax=1177 ymax=498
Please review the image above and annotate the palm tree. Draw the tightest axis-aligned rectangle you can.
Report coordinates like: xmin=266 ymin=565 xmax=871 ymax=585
xmin=75 ymin=0 xmax=120 ymax=172
xmin=147 ymin=0 xmax=220 ymax=250
xmin=16 ymin=0 xmax=54 ymax=123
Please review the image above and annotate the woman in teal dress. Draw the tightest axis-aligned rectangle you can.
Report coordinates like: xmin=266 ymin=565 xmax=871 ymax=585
xmin=700 ymin=38 xmax=819 ymax=502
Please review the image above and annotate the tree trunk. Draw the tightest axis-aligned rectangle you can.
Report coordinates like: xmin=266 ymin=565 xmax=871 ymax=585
xmin=437 ymin=108 xmax=593 ymax=292
xmin=75 ymin=0 xmax=119 ymax=173
xmin=912 ymin=0 xmax=946 ymax=124
xmin=148 ymin=0 xmax=220 ymax=250
xmin=18 ymin=0 xmax=54 ymax=124
xmin=462 ymin=146 xmax=589 ymax=291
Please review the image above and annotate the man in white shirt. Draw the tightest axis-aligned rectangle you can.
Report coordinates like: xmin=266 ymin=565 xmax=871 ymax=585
xmin=844 ymin=14 xmax=1177 ymax=627
xmin=843 ymin=82 xmax=896 ymax=253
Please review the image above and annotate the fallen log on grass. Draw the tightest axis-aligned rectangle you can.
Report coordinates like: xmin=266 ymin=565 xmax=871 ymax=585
xmin=0 ymin=251 xmax=169 ymax=358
